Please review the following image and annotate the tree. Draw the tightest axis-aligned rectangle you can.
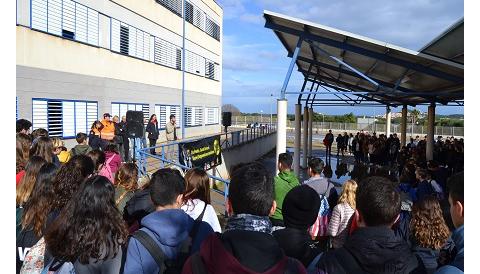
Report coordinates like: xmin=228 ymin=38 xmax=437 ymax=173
xmin=222 ymin=104 xmax=241 ymax=115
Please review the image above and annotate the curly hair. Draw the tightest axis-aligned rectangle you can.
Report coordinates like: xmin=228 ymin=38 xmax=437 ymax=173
xmin=410 ymin=196 xmax=450 ymax=249
xmin=337 ymin=179 xmax=358 ymax=209
xmin=51 ymin=155 xmax=94 ymax=211
xmin=16 ymin=156 xmax=47 ymax=206
xmin=45 ymin=175 xmax=128 ymax=264
xmin=21 ymin=163 xmax=57 ymax=237
xmin=115 ymin=163 xmax=138 ymax=191
xmin=16 ymin=133 xmax=31 ymax=173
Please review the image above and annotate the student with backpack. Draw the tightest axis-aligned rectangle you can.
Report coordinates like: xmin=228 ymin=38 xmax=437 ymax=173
xmin=302 ymin=158 xmax=338 ymax=241
xmin=17 ymin=163 xmax=57 ymax=274
xmin=181 ymin=162 xmax=307 ymax=274
xmin=122 ymin=168 xmax=214 ymax=274
xmin=313 ymin=176 xmax=426 ymax=274
xmin=87 ymin=149 xmax=115 ymax=183
xmin=43 ymin=175 xmax=128 ymax=274
xmin=104 ymin=143 xmax=122 ymax=175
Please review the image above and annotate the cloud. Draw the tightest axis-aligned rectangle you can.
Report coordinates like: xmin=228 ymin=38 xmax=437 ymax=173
xmin=258 ymin=0 xmax=463 ymax=49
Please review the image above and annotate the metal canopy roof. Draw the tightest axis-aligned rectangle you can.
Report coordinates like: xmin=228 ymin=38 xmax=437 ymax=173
xmin=264 ymin=10 xmax=464 ymax=107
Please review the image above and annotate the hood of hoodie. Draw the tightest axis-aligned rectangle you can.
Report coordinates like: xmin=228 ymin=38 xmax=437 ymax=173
xmin=345 ymin=226 xmax=420 ymax=274
xmin=198 ymin=232 xmax=291 ymax=274
xmin=140 ymin=209 xmax=193 ymax=247
xmin=277 ymin=171 xmax=299 ymax=185
xmin=72 ymin=144 xmax=91 ymax=154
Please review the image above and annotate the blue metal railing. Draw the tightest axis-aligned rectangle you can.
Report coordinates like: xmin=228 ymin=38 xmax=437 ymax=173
xmin=136 ymin=124 xmax=277 ymax=215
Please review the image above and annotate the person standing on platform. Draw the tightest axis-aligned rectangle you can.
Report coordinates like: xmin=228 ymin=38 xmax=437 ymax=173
xmin=324 ymin=130 xmax=334 ymax=156
xmin=119 ymin=115 xmax=130 ymax=162
xmin=145 ymin=114 xmax=159 ymax=155
xmin=100 ymin=113 xmax=115 ymax=142
xmin=166 ymin=114 xmax=178 ymax=161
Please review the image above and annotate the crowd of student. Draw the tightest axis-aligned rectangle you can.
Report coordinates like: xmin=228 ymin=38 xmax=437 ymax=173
xmin=323 ymin=130 xmax=463 ymax=173
xmin=16 ymin=118 xmax=464 ymax=274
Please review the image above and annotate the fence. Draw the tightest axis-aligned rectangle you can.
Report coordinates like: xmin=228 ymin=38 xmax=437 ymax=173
xmin=232 ymin=116 xmax=464 ymax=137
xmin=136 ymin=125 xmax=277 ymax=215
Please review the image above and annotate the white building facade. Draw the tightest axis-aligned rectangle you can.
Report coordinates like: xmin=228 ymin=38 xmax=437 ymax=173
xmin=16 ymin=0 xmax=223 ymax=146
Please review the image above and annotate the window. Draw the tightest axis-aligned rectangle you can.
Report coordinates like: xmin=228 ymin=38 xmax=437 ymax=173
xmin=111 ymin=103 xmax=150 ymax=125
xmin=185 ymin=1 xmax=194 ymax=24
xmin=155 ymin=0 xmax=182 ymax=16
xmin=205 ymin=107 xmax=219 ymax=125
xmin=155 ymin=0 xmax=220 ymax=41
xmin=154 ymin=105 xmax=181 ymax=129
xmin=185 ymin=50 xmax=205 ymax=75
xmin=111 ymin=19 xmax=151 ymax=61
xmin=153 ymin=37 xmax=182 ymax=69
xmin=184 ymin=106 xmax=203 ymax=127
xmin=176 ymin=49 xmax=182 ymax=70
xmin=120 ymin=25 xmax=129 ymax=55
xmin=32 ymin=98 xmax=98 ymax=138
xmin=206 ymin=60 xmax=219 ymax=80
xmin=31 ymin=0 xmax=99 ymax=46
xmin=205 ymin=17 xmax=220 ymax=41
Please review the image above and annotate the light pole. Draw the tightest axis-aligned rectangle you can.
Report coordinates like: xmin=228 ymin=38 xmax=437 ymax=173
xmin=260 ymin=110 xmax=263 ymax=123
xmin=270 ymin=93 xmax=273 ymax=125
xmin=181 ymin=0 xmax=186 ymax=139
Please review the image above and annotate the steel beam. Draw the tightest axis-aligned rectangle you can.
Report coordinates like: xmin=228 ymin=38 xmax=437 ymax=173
xmin=264 ymin=19 xmax=463 ymax=83
xmin=280 ymin=37 xmax=303 ymax=99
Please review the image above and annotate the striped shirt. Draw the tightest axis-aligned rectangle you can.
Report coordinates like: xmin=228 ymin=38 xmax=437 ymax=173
xmin=327 ymin=202 xmax=355 ymax=249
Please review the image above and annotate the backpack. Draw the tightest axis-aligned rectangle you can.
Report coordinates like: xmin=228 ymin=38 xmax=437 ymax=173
xmin=20 ymin=237 xmax=46 ymax=274
xmin=309 ymin=181 xmax=331 ymax=238
xmin=99 ymin=156 xmax=114 ymax=183
xmin=41 ymin=259 xmax=75 ymax=274
xmin=120 ymin=218 xmax=203 ymax=274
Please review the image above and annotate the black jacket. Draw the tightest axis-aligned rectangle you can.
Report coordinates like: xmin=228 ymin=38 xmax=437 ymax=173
xmin=123 ymin=189 xmax=155 ymax=227
xmin=145 ymin=122 xmax=159 ymax=140
xmin=273 ymin=228 xmax=323 ymax=267
xmin=316 ymin=226 xmax=426 ymax=274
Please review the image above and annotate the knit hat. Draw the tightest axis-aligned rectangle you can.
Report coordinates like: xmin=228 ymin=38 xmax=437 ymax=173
xmin=282 ymin=185 xmax=321 ymax=230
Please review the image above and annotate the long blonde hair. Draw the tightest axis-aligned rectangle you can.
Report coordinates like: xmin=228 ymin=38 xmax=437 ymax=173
xmin=338 ymin=179 xmax=358 ymax=209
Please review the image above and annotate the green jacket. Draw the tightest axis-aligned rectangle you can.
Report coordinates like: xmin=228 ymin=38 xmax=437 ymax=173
xmin=271 ymin=170 xmax=300 ymax=221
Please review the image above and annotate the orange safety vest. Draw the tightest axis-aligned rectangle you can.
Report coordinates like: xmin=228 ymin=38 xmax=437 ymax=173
xmin=100 ymin=119 xmax=115 ymax=141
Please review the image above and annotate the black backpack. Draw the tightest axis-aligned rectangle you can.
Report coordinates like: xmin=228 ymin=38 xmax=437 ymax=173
xmin=121 ymin=205 xmax=207 ymax=274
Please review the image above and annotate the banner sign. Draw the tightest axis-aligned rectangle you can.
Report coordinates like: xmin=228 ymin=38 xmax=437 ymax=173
xmin=179 ymin=135 xmax=222 ymax=170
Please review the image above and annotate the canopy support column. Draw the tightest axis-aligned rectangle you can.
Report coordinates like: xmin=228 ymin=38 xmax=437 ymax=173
xmin=293 ymin=104 xmax=302 ymax=176
xmin=386 ymin=106 xmax=392 ymax=136
xmin=302 ymin=106 xmax=309 ymax=168
xmin=308 ymin=107 xmax=313 ymax=158
xmin=276 ymin=99 xmax=288 ymax=175
xmin=426 ymin=103 xmax=436 ymax=161
xmin=401 ymin=105 xmax=408 ymax=147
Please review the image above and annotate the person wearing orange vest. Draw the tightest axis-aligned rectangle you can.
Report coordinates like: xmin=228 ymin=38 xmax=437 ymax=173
xmin=100 ymin=113 xmax=115 ymax=141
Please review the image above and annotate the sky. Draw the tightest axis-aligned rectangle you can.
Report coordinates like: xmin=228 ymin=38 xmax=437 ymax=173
xmin=217 ymin=0 xmax=464 ymax=116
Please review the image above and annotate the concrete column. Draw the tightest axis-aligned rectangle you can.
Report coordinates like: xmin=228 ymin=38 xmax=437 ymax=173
xmin=302 ymin=106 xmax=309 ymax=168
xmin=386 ymin=106 xmax=392 ymax=137
xmin=426 ymin=104 xmax=435 ymax=161
xmin=276 ymin=99 xmax=288 ymax=175
xmin=308 ymin=107 xmax=313 ymax=157
xmin=401 ymin=105 xmax=408 ymax=147
xmin=293 ymin=104 xmax=302 ymax=176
